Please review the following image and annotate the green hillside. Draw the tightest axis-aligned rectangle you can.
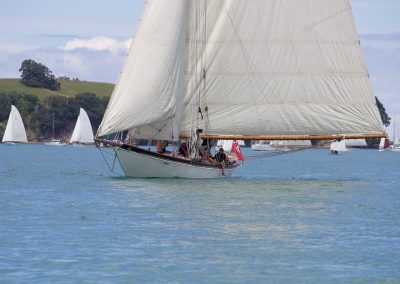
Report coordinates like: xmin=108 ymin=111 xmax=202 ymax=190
xmin=0 ymin=78 xmax=114 ymax=99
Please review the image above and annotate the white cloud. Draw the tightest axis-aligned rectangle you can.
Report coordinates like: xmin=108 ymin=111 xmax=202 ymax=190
xmin=64 ymin=36 xmax=131 ymax=55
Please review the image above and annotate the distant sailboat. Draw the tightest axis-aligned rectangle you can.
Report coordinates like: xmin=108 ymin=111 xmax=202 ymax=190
xmin=379 ymin=137 xmax=390 ymax=152
xmin=330 ymin=140 xmax=348 ymax=154
xmin=2 ymin=105 xmax=28 ymax=144
xmin=251 ymin=141 xmax=277 ymax=151
xmin=44 ymin=113 xmax=66 ymax=146
xmin=95 ymin=0 xmax=386 ymax=178
xmin=70 ymin=108 xmax=94 ymax=145
xmin=390 ymin=114 xmax=400 ymax=152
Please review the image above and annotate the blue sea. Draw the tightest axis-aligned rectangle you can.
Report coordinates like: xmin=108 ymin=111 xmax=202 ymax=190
xmin=0 ymin=144 xmax=399 ymax=283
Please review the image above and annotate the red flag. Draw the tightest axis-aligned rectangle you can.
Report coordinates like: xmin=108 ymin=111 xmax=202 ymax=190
xmin=231 ymin=141 xmax=244 ymax=161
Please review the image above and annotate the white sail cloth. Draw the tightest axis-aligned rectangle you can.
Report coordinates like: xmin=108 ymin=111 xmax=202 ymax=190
xmin=98 ymin=0 xmax=188 ymax=140
xmin=330 ymin=140 xmax=348 ymax=152
xmin=2 ymin=105 xmax=28 ymax=143
xmin=98 ymin=0 xmax=384 ymax=140
xmin=70 ymin=108 xmax=94 ymax=144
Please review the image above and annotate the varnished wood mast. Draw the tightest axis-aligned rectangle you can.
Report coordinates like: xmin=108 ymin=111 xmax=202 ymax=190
xmin=179 ymin=134 xmax=386 ymax=141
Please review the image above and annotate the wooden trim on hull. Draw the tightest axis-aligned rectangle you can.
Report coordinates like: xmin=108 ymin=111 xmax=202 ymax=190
xmin=95 ymin=138 xmax=242 ymax=170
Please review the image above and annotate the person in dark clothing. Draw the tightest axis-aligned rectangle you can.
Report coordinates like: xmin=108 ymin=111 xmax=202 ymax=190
xmin=178 ymin=141 xmax=188 ymax=157
xmin=215 ymin=147 xmax=227 ymax=175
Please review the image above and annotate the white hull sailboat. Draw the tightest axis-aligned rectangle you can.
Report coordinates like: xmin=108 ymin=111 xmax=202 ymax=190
xmin=44 ymin=113 xmax=66 ymax=146
xmin=2 ymin=105 xmax=28 ymax=144
xmin=44 ymin=140 xmax=67 ymax=147
xmin=251 ymin=141 xmax=277 ymax=152
xmin=330 ymin=139 xmax=348 ymax=154
xmin=390 ymin=115 xmax=400 ymax=152
xmin=378 ymin=137 xmax=390 ymax=152
xmin=70 ymin=108 xmax=94 ymax=145
xmin=95 ymin=0 xmax=385 ymax=178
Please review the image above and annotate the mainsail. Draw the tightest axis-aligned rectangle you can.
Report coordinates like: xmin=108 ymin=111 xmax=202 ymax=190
xmin=70 ymin=108 xmax=94 ymax=144
xmin=2 ymin=105 xmax=28 ymax=143
xmin=98 ymin=0 xmax=385 ymax=140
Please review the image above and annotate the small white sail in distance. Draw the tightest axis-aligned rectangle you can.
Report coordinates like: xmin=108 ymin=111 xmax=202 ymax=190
xmin=70 ymin=108 xmax=94 ymax=144
xmin=330 ymin=140 xmax=348 ymax=152
xmin=2 ymin=105 xmax=28 ymax=143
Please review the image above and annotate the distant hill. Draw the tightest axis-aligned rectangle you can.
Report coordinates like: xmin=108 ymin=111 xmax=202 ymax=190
xmin=0 ymin=78 xmax=114 ymax=99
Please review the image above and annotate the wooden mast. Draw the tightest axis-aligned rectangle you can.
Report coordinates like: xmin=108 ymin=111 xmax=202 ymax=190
xmin=179 ymin=133 xmax=386 ymax=141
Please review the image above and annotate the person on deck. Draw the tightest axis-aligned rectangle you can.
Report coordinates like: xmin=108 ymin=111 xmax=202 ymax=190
xmin=215 ymin=147 xmax=227 ymax=175
xmin=156 ymin=140 xmax=168 ymax=154
xmin=178 ymin=141 xmax=188 ymax=157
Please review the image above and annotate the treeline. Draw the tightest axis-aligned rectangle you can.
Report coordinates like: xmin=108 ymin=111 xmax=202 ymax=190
xmin=0 ymin=92 xmax=109 ymax=140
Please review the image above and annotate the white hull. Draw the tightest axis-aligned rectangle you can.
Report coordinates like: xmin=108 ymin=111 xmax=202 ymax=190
xmin=115 ymin=147 xmax=241 ymax=178
xmin=251 ymin=144 xmax=277 ymax=151
xmin=44 ymin=141 xmax=67 ymax=147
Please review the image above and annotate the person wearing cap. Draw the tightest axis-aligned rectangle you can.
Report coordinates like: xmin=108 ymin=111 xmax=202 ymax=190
xmin=215 ymin=147 xmax=227 ymax=175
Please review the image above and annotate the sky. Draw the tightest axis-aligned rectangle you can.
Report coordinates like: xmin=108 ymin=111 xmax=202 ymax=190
xmin=0 ymin=0 xmax=399 ymax=130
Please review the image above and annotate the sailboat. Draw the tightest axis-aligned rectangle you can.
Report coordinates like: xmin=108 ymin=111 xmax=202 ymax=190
xmin=251 ymin=141 xmax=277 ymax=151
xmin=390 ymin=115 xmax=400 ymax=152
xmin=95 ymin=0 xmax=385 ymax=178
xmin=330 ymin=139 xmax=348 ymax=154
xmin=70 ymin=108 xmax=94 ymax=145
xmin=44 ymin=113 xmax=66 ymax=146
xmin=2 ymin=105 xmax=28 ymax=144
xmin=379 ymin=137 xmax=390 ymax=152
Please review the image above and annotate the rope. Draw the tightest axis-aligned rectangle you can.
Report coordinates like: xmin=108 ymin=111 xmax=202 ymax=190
xmin=96 ymin=143 xmax=124 ymax=177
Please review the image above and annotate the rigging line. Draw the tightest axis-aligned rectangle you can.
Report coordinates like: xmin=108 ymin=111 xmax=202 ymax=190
xmin=96 ymin=145 xmax=124 ymax=177
xmin=278 ymin=1 xmax=308 ymax=103
xmin=223 ymin=2 xmax=280 ymax=100
xmin=224 ymin=1 xmax=266 ymax=127
xmin=305 ymin=0 xmax=328 ymax=78
xmin=303 ymin=6 xmax=352 ymax=32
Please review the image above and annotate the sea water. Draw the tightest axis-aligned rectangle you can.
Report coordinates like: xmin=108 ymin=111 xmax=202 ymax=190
xmin=0 ymin=145 xmax=399 ymax=283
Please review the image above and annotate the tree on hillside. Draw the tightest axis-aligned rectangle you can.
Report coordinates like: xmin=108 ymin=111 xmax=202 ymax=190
xmin=365 ymin=96 xmax=391 ymax=148
xmin=19 ymin=59 xmax=60 ymax=91
xmin=73 ymin=93 xmax=109 ymax=130
xmin=0 ymin=92 xmax=39 ymax=139
xmin=30 ymin=95 xmax=76 ymax=137
xmin=0 ymin=92 xmax=39 ymax=122
xmin=375 ymin=96 xmax=390 ymax=127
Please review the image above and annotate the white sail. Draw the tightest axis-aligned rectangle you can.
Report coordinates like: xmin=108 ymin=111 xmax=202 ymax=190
xmin=98 ymin=0 xmax=384 ymax=140
xmin=330 ymin=140 xmax=347 ymax=152
xmin=2 ymin=105 xmax=28 ymax=143
xmin=98 ymin=0 xmax=188 ymax=140
xmin=181 ymin=0 xmax=384 ymax=136
xmin=70 ymin=108 xmax=94 ymax=144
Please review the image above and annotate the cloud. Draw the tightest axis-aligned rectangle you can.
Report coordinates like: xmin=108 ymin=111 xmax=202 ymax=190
xmin=64 ymin=36 xmax=131 ymax=55
xmin=0 ymin=35 xmax=132 ymax=83
xmin=359 ymin=32 xmax=400 ymax=119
